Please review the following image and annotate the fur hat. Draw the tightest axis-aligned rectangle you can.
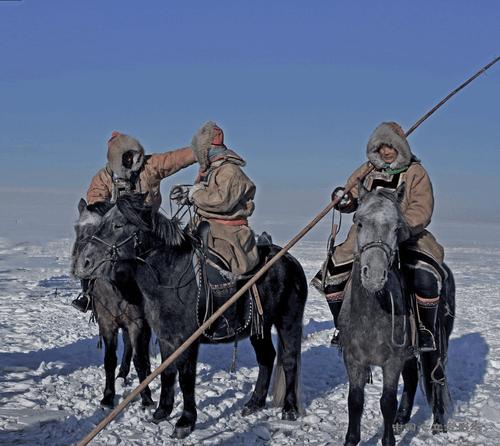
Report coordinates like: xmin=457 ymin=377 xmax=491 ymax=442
xmin=107 ymin=131 xmax=145 ymax=179
xmin=366 ymin=122 xmax=413 ymax=170
xmin=191 ymin=121 xmax=225 ymax=171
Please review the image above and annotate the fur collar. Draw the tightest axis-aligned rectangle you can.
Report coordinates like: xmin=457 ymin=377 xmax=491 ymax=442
xmin=366 ymin=122 xmax=413 ymax=170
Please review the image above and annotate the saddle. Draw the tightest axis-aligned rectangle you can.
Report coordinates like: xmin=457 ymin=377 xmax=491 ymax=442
xmin=193 ymin=222 xmax=272 ymax=341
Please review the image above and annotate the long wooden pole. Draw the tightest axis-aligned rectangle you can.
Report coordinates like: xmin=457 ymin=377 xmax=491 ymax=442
xmin=77 ymin=56 xmax=499 ymax=446
xmin=405 ymin=56 xmax=499 ymax=137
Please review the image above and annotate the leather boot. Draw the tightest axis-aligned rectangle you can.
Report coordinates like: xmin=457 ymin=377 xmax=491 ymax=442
xmin=71 ymin=279 xmax=92 ymax=313
xmin=417 ymin=296 xmax=439 ymax=352
xmin=327 ymin=298 xmax=343 ymax=346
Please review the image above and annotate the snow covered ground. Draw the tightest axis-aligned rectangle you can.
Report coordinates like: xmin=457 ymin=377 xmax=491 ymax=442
xmin=1 ymin=223 xmax=500 ymax=445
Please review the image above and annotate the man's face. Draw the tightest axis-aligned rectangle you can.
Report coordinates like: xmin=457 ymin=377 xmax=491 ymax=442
xmin=378 ymin=145 xmax=398 ymax=164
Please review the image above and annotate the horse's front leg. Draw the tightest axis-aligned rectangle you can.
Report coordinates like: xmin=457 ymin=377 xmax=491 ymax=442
xmin=344 ymin=360 xmax=367 ymax=446
xmin=117 ymin=328 xmax=133 ymax=383
xmin=101 ymin=330 xmax=118 ymax=408
xmin=242 ymin=330 xmax=276 ymax=416
xmin=153 ymin=340 xmax=177 ymax=423
xmin=128 ymin=322 xmax=154 ymax=407
xmin=172 ymin=343 xmax=199 ymax=439
xmin=380 ymin=362 xmax=402 ymax=446
xmin=395 ymin=357 xmax=418 ymax=426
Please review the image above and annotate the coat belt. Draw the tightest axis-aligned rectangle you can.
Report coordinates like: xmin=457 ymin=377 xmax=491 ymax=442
xmin=208 ymin=217 xmax=248 ymax=226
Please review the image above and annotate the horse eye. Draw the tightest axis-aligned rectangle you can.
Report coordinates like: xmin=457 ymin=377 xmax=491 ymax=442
xmin=113 ymin=223 xmax=123 ymax=230
xmin=357 ymin=222 xmax=363 ymax=229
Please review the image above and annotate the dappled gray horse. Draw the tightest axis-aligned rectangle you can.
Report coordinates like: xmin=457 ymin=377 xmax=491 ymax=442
xmin=71 ymin=199 xmax=153 ymax=409
xmin=339 ymin=184 xmax=455 ymax=446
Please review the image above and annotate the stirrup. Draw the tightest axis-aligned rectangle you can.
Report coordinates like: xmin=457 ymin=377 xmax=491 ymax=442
xmin=71 ymin=293 xmax=92 ymax=313
xmin=330 ymin=328 xmax=340 ymax=346
xmin=417 ymin=325 xmax=436 ymax=352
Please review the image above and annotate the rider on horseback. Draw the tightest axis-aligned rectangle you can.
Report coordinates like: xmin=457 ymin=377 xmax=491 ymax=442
xmin=185 ymin=121 xmax=259 ymax=276
xmin=72 ymin=131 xmax=196 ymax=312
xmin=312 ymin=122 xmax=445 ymax=352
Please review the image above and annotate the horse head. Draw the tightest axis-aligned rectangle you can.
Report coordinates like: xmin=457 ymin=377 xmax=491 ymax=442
xmin=354 ymin=182 xmax=410 ymax=293
xmin=72 ymin=194 xmax=184 ymax=281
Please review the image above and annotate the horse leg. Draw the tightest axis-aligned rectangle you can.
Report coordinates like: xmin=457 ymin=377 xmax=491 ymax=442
xmin=117 ymin=328 xmax=132 ymax=383
xmin=172 ymin=344 xmax=199 ymax=439
xmin=274 ymin=322 xmax=302 ymax=421
xmin=380 ymin=362 xmax=401 ymax=446
xmin=424 ymin=350 xmax=448 ymax=434
xmin=344 ymin=361 xmax=366 ymax=446
xmin=152 ymin=340 xmax=177 ymax=423
xmin=101 ymin=329 xmax=118 ymax=408
xmin=395 ymin=357 xmax=418 ymax=425
xmin=129 ymin=323 xmax=154 ymax=407
xmin=242 ymin=331 xmax=276 ymax=416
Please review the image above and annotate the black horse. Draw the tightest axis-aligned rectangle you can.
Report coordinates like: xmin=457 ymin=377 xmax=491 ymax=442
xmin=339 ymin=185 xmax=455 ymax=446
xmin=72 ymin=195 xmax=308 ymax=439
xmin=71 ymin=199 xmax=154 ymax=409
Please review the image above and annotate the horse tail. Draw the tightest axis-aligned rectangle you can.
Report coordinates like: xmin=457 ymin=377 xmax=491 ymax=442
xmin=270 ymin=332 xmax=303 ymax=413
xmin=420 ymin=262 xmax=455 ymax=410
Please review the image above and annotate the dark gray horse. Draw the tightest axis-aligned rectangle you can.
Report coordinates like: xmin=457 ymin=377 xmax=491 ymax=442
xmin=71 ymin=199 xmax=154 ymax=408
xmin=72 ymin=195 xmax=308 ymax=439
xmin=339 ymin=184 xmax=455 ymax=446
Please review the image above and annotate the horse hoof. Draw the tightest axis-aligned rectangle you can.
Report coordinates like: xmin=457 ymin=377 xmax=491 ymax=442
xmin=241 ymin=403 xmax=265 ymax=416
xmin=394 ymin=413 xmax=411 ymax=426
xmin=117 ymin=376 xmax=130 ymax=386
xmin=171 ymin=424 xmax=195 ymax=439
xmin=152 ymin=407 xmax=171 ymax=424
xmin=281 ymin=408 xmax=298 ymax=421
xmin=141 ymin=396 xmax=155 ymax=408
xmin=432 ymin=423 xmax=447 ymax=434
xmin=100 ymin=394 xmax=115 ymax=409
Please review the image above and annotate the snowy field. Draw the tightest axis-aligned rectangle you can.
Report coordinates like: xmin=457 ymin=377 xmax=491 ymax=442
xmin=1 ymin=223 xmax=500 ymax=445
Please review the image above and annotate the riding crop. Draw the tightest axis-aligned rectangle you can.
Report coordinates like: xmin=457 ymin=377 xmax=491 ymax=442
xmin=77 ymin=55 xmax=499 ymax=446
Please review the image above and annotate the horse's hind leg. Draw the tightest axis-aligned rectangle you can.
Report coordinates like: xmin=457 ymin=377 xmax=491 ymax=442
xmin=101 ymin=330 xmax=118 ymax=408
xmin=172 ymin=343 xmax=199 ymax=439
xmin=117 ymin=329 xmax=132 ymax=382
xmin=344 ymin=361 xmax=366 ymax=446
xmin=395 ymin=357 xmax=418 ymax=426
xmin=274 ymin=313 xmax=303 ymax=421
xmin=242 ymin=330 xmax=276 ymax=416
xmin=422 ymin=350 xmax=449 ymax=434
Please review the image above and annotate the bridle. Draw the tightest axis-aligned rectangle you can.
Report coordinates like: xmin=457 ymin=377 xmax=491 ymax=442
xmin=84 ymin=231 xmax=141 ymax=276
xmin=358 ymin=239 xmax=396 ymax=265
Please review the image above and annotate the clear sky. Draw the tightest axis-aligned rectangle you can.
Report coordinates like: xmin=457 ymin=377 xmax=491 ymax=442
xmin=0 ymin=0 xmax=499 ymax=241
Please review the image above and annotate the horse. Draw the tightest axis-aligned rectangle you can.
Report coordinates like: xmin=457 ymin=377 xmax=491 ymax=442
xmin=71 ymin=199 xmax=154 ymax=409
xmin=72 ymin=194 xmax=308 ymax=439
xmin=339 ymin=184 xmax=455 ymax=446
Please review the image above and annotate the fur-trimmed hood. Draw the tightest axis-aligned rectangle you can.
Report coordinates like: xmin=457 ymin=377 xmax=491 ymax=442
xmin=366 ymin=122 xmax=413 ymax=170
xmin=107 ymin=132 xmax=145 ymax=179
xmin=191 ymin=121 xmax=227 ymax=171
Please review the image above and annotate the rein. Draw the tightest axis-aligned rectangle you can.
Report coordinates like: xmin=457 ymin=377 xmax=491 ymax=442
xmin=358 ymin=240 xmax=407 ymax=348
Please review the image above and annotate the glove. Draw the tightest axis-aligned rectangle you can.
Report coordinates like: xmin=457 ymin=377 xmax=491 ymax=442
xmin=170 ymin=185 xmax=192 ymax=205
xmin=331 ymin=186 xmax=356 ymax=212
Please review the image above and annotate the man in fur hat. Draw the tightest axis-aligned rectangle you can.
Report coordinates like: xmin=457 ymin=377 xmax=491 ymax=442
xmin=312 ymin=122 xmax=445 ymax=352
xmin=185 ymin=121 xmax=259 ymax=276
xmin=72 ymin=131 xmax=196 ymax=312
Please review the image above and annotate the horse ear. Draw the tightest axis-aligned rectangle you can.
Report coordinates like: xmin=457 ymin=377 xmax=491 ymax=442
xmin=357 ymin=180 xmax=369 ymax=201
xmin=78 ymin=198 xmax=87 ymax=215
xmin=395 ymin=182 xmax=406 ymax=203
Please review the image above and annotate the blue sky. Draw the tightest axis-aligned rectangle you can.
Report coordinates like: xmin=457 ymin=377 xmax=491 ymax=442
xmin=0 ymin=0 xmax=499 ymax=241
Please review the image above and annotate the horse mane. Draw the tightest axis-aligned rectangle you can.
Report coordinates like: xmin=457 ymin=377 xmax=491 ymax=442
xmin=87 ymin=201 xmax=114 ymax=216
xmin=116 ymin=194 xmax=185 ymax=247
